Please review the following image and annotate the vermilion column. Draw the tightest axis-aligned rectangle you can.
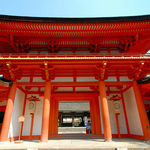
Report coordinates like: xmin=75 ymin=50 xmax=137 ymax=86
xmin=95 ymin=97 xmax=102 ymax=135
xmin=99 ymin=80 xmax=112 ymax=142
xmin=90 ymin=100 xmax=96 ymax=134
xmin=54 ymin=100 xmax=58 ymax=134
xmin=40 ymin=81 xmax=51 ymax=142
xmin=48 ymin=97 xmax=53 ymax=137
xmin=0 ymin=81 xmax=17 ymax=142
xmin=133 ymin=80 xmax=150 ymax=141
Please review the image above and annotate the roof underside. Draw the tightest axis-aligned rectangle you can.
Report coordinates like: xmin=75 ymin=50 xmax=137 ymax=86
xmin=0 ymin=15 xmax=150 ymax=54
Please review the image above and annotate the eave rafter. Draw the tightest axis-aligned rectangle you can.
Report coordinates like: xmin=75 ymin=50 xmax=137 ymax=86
xmin=0 ymin=18 xmax=150 ymax=53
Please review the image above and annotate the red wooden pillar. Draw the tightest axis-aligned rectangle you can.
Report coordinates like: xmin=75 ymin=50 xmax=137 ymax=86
xmin=0 ymin=81 xmax=17 ymax=142
xmin=29 ymin=114 xmax=34 ymax=141
xmin=51 ymin=98 xmax=55 ymax=135
xmin=133 ymin=80 xmax=150 ymax=141
xmin=48 ymin=97 xmax=53 ymax=137
xmin=115 ymin=114 xmax=121 ymax=139
xmin=95 ymin=97 xmax=102 ymax=136
xmin=99 ymin=80 xmax=112 ymax=142
xmin=89 ymin=99 xmax=96 ymax=134
xmin=54 ymin=100 xmax=58 ymax=135
xmin=40 ymin=81 xmax=51 ymax=142
xmin=20 ymin=93 xmax=27 ymax=139
xmin=92 ymin=98 xmax=98 ymax=135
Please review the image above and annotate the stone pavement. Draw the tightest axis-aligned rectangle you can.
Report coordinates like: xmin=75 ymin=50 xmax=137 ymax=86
xmin=0 ymin=138 xmax=150 ymax=150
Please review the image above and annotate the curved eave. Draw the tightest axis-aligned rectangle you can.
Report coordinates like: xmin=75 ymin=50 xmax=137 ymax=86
xmin=0 ymin=77 xmax=12 ymax=87
xmin=137 ymin=77 xmax=150 ymax=84
xmin=0 ymin=14 xmax=150 ymax=23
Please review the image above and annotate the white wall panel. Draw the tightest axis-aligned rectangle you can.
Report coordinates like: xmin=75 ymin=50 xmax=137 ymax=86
xmin=120 ymin=77 xmax=132 ymax=81
xmin=105 ymin=77 xmax=117 ymax=81
xmin=100 ymin=51 xmax=108 ymax=53
xmin=56 ymin=87 xmax=73 ymax=91
xmin=18 ymin=77 xmax=30 ymax=82
xmin=58 ymin=51 xmax=73 ymax=53
xmin=22 ymin=94 xmax=43 ymax=136
xmin=0 ymin=101 xmax=7 ymax=106
xmin=98 ymin=94 xmax=127 ymax=135
xmin=40 ymin=51 xmax=48 ymax=54
xmin=77 ymin=77 xmax=98 ymax=82
xmin=144 ymin=100 xmax=150 ymax=104
xmin=52 ymin=77 xmax=73 ymax=82
xmin=123 ymin=87 xmax=143 ymax=135
xmin=33 ymin=77 xmax=44 ymax=82
xmin=9 ymin=88 xmax=25 ymax=137
xmin=109 ymin=87 xmax=120 ymax=91
xmin=22 ymin=99 xmax=31 ymax=136
xmin=75 ymin=51 xmax=90 ymax=53
xmin=75 ymin=87 xmax=93 ymax=91
xmin=29 ymin=51 xmax=38 ymax=54
xmin=32 ymin=96 xmax=43 ymax=135
xmin=28 ymin=87 xmax=39 ymax=91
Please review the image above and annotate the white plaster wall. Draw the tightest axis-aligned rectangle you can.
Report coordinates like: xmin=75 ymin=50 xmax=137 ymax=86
xmin=40 ymin=51 xmax=48 ymax=54
xmin=109 ymin=87 xmax=120 ymax=91
xmin=100 ymin=51 xmax=108 ymax=53
xmin=0 ymin=101 xmax=7 ymax=106
xmin=110 ymin=51 xmax=119 ymax=53
xmin=56 ymin=87 xmax=73 ymax=91
xmin=29 ymin=51 xmax=38 ymax=54
xmin=52 ymin=77 xmax=73 ymax=82
xmin=120 ymin=77 xmax=132 ymax=81
xmin=122 ymin=85 xmax=127 ymax=90
xmin=107 ymin=99 xmax=117 ymax=134
xmin=32 ymin=96 xmax=43 ymax=135
xmin=77 ymin=77 xmax=98 ymax=82
xmin=8 ymin=88 xmax=25 ymax=138
xmin=33 ymin=77 xmax=44 ymax=82
xmin=105 ymin=77 xmax=117 ymax=81
xmin=117 ymin=100 xmax=128 ymax=134
xmin=75 ymin=87 xmax=93 ymax=91
xmin=22 ymin=94 xmax=43 ymax=136
xmin=98 ymin=94 xmax=127 ymax=135
xmin=58 ymin=51 xmax=73 ymax=53
xmin=22 ymin=99 xmax=31 ymax=136
xmin=18 ymin=77 xmax=30 ymax=82
xmin=40 ymin=87 xmax=45 ymax=92
xmin=75 ymin=51 xmax=90 ymax=53
xmin=123 ymin=87 xmax=143 ymax=135
xmin=28 ymin=87 xmax=39 ymax=91
xmin=144 ymin=100 xmax=150 ymax=104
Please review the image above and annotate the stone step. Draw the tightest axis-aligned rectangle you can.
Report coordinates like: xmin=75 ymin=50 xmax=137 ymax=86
xmin=58 ymin=127 xmax=86 ymax=132
xmin=53 ymin=134 xmax=92 ymax=139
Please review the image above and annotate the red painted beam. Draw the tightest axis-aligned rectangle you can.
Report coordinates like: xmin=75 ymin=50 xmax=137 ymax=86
xmin=17 ymin=81 xmax=133 ymax=87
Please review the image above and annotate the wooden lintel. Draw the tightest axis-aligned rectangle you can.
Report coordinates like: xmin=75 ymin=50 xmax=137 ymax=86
xmin=0 ymin=98 xmax=8 ymax=101
xmin=142 ymin=96 xmax=150 ymax=100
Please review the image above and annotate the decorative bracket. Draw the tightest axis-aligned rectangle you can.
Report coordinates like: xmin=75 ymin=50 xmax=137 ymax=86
xmin=130 ymin=61 xmax=145 ymax=80
xmin=96 ymin=61 xmax=107 ymax=80
xmin=6 ymin=62 xmax=16 ymax=81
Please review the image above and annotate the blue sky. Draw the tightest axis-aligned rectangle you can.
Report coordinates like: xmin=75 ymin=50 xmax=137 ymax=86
xmin=0 ymin=0 xmax=150 ymax=17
